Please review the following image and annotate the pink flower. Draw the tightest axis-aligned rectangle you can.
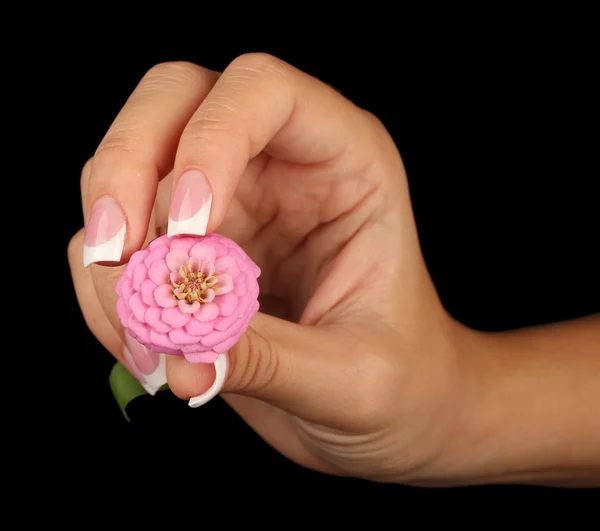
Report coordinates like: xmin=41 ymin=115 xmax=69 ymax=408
xmin=116 ymin=233 xmax=260 ymax=364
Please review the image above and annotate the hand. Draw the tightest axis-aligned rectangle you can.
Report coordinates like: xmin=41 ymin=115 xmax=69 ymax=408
xmin=67 ymin=54 xmax=600 ymax=486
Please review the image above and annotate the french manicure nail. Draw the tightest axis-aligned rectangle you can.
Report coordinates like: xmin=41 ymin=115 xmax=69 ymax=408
xmin=83 ymin=196 xmax=126 ymax=267
xmin=122 ymin=345 xmax=156 ymax=395
xmin=124 ymin=334 xmax=167 ymax=395
xmin=188 ymin=353 xmax=228 ymax=408
xmin=167 ymin=170 xmax=212 ymax=237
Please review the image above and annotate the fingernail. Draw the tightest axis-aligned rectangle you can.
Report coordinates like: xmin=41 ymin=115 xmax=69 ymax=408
xmin=168 ymin=170 xmax=212 ymax=237
xmin=188 ymin=353 xmax=228 ymax=408
xmin=124 ymin=334 xmax=167 ymax=395
xmin=83 ymin=196 xmax=126 ymax=267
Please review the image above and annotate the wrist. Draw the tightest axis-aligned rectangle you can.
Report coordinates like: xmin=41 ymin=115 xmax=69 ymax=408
xmin=417 ymin=317 xmax=600 ymax=487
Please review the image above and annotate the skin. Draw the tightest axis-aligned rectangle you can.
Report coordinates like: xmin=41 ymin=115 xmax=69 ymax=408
xmin=67 ymin=54 xmax=600 ymax=486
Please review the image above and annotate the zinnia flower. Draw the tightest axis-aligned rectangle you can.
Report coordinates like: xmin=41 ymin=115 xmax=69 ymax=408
xmin=116 ymin=233 xmax=260 ymax=363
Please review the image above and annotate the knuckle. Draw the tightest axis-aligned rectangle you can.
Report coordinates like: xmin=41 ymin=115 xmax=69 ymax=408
xmin=229 ymin=52 xmax=289 ymax=81
xmin=228 ymin=327 xmax=280 ymax=394
xmin=143 ymin=60 xmax=207 ymax=86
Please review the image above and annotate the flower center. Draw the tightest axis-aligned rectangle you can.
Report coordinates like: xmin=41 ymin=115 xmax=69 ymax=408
xmin=170 ymin=262 xmax=219 ymax=304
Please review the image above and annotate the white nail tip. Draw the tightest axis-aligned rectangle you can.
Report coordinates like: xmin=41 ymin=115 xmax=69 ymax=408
xmin=188 ymin=353 xmax=228 ymax=408
xmin=167 ymin=194 xmax=212 ymax=238
xmin=142 ymin=353 xmax=167 ymax=392
xmin=83 ymin=223 xmax=126 ymax=267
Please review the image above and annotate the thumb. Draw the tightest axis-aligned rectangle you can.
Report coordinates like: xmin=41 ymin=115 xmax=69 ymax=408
xmin=165 ymin=312 xmax=363 ymax=422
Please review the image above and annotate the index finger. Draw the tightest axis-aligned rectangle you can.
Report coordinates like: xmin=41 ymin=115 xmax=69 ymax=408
xmin=168 ymin=52 xmax=377 ymax=238
xmin=83 ymin=62 xmax=219 ymax=267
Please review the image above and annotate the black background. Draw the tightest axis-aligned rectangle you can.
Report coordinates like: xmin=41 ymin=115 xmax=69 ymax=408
xmin=43 ymin=23 xmax=598 ymax=506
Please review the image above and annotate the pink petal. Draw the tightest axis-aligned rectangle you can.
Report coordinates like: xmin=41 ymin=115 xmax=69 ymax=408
xmin=169 ymin=236 xmax=197 ymax=254
xmin=161 ymin=307 xmax=191 ymax=328
xmin=189 ymin=242 xmax=216 ymax=263
xmin=181 ymin=343 xmax=212 ymax=353
xmin=214 ymin=256 xmax=237 ymax=274
xmin=145 ymin=306 xmax=172 ymax=334
xmin=188 ymin=256 xmax=201 ymax=272
xmin=214 ymin=302 xmax=257 ymax=352
xmin=129 ymin=292 xmax=147 ymax=323
xmin=166 ymin=250 xmax=189 ymax=272
xmin=194 ymin=302 xmax=219 ymax=322
xmin=126 ymin=250 xmax=149 ymax=278
xmin=201 ymin=288 xmax=215 ymax=303
xmin=148 ymin=260 xmax=171 ymax=285
xmin=200 ymin=328 xmax=229 ymax=348
xmin=116 ymin=297 xmax=131 ymax=327
xmin=150 ymin=329 xmax=179 ymax=351
xmin=121 ymin=278 xmax=134 ymax=300
xmin=154 ymin=284 xmax=177 ymax=308
xmin=216 ymin=274 xmax=233 ymax=294
xmin=144 ymin=245 xmax=169 ymax=268
xmin=233 ymin=275 xmax=247 ymax=296
xmin=210 ymin=242 xmax=228 ymax=258
xmin=201 ymin=261 xmax=216 ymax=277
xmin=140 ymin=279 xmax=158 ymax=307
xmin=169 ymin=327 xmax=201 ymax=345
xmin=184 ymin=351 xmax=219 ymax=363
xmin=170 ymin=271 xmax=181 ymax=284
xmin=132 ymin=263 xmax=148 ymax=291
xmin=179 ymin=300 xmax=200 ymax=314
xmin=214 ymin=312 xmax=242 ymax=332
xmin=128 ymin=315 xmax=151 ymax=344
xmin=185 ymin=318 xmax=214 ymax=336
xmin=214 ymin=293 xmax=238 ymax=316
xmin=148 ymin=235 xmax=169 ymax=250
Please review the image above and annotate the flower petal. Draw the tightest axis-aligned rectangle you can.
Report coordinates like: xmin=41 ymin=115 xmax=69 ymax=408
xmin=201 ymin=288 xmax=215 ymax=303
xmin=169 ymin=236 xmax=197 ymax=254
xmin=194 ymin=301 xmax=219 ymax=322
xmin=189 ymin=242 xmax=216 ymax=263
xmin=166 ymin=250 xmax=189 ymax=272
xmin=144 ymin=306 xmax=172 ymax=334
xmin=126 ymin=250 xmax=149 ymax=279
xmin=200 ymin=328 xmax=230 ymax=348
xmin=148 ymin=260 xmax=171 ymax=285
xmin=148 ymin=235 xmax=169 ymax=250
xmin=188 ymin=256 xmax=201 ymax=272
xmin=201 ymin=261 xmax=216 ymax=277
xmin=128 ymin=315 xmax=151 ymax=344
xmin=184 ymin=351 xmax=219 ymax=363
xmin=116 ymin=297 xmax=131 ymax=326
xmin=154 ymin=284 xmax=177 ymax=308
xmin=170 ymin=271 xmax=180 ymax=284
xmin=216 ymin=274 xmax=233 ymax=294
xmin=129 ymin=292 xmax=147 ymax=323
xmin=140 ymin=279 xmax=158 ymax=307
xmin=150 ymin=329 xmax=179 ymax=350
xmin=179 ymin=300 xmax=200 ymax=314
xmin=132 ymin=263 xmax=148 ymax=291
xmin=181 ymin=343 xmax=212 ymax=353
xmin=162 ymin=307 xmax=191 ymax=328
xmin=214 ymin=293 xmax=238 ymax=317
xmin=169 ymin=327 xmax=201 ymax=345
xmin=214 ymin=256 xmax=237 ymax=275
xmin=143 ymin=245 xmax=169 ymax=268
xmin=185 ymin=318 xmax=214 ymax=336
xmin=121 ymin=278 xmax=134 ymax=300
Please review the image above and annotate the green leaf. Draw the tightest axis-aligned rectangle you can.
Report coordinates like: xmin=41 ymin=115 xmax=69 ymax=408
xmin=109 ymin=362 xmax=147 ymax=422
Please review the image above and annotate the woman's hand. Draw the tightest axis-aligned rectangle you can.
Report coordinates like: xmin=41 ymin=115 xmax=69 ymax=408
xmin=68 ymin=54 xmax=459 ymax=482
xmin=69 ymin=54 xmax=600 ymax=486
